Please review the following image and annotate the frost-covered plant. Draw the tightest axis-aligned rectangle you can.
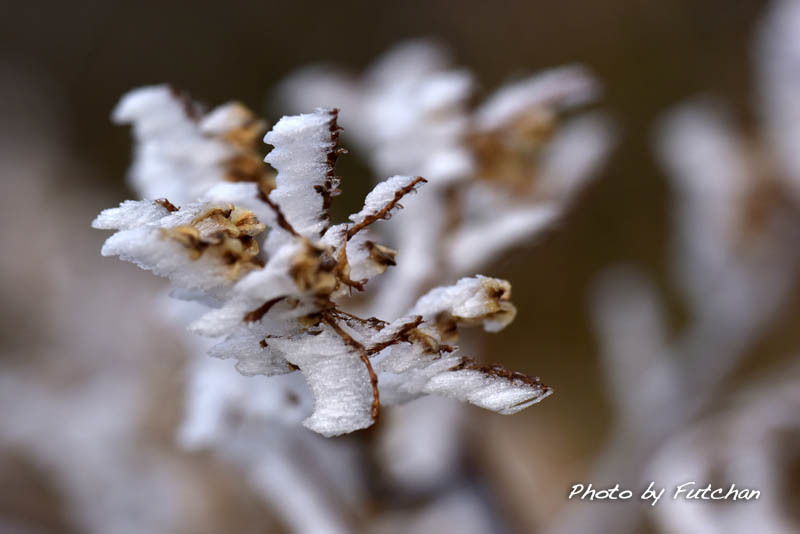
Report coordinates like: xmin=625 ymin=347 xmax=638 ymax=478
xmin=94 ymin=41 xmax=611 ymax=532
xmin=93 ymin=91 xmax=552 ymax=437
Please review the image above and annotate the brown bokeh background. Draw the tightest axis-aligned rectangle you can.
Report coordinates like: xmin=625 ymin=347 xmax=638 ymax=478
xmin=5 ymin=0 xmax=799 ymax=531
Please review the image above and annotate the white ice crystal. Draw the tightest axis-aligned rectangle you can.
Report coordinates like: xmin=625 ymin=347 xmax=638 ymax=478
xmin=95 ymin=93 xmax=552 ymax=437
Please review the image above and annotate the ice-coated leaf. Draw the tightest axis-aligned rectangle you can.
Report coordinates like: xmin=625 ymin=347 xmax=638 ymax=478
xmin=113 ymin=86 xmax=232 ymax=203
xmin=375 ymin=346 xmax=551 ymax=413
xmin=92 ymin=199 xmax=177 ymax=231
xmin=420 ymin=357 xmax=552 ymax=414
xmin=113 ymin=85 xmax=200 ymax=139
xmin=95 ymin=200 xmax=266 ymax=293
xmin=269 ymin=326 xmax=375 ymax=437
xmin=447 ymin=205 xmax=560 ymax=275
xmin=114 ymin=86 xmax=272 ymax=205
xmin=474 ymin=65 xmax=599 ymax=132
xmin=346 ymin=231 xmax=397 ymax=282
xmin=208 ymin=326 xmax=295 ymax=377
xmin=410 ymin=275 xmax=517 ymax=332
xmin=264 ymin=108 xmax=342 ymax=238
xmin=347 ymin=174 xmax=426 ymax=229
xmin=188 ymin=241 xmax=303 ymax=337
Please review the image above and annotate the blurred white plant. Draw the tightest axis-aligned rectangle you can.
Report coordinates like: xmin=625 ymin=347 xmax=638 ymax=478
xmin=549 ymin=2 xmax=800 ymax=532
xmin=0 ymin=68 xmax=208 ymax=534
xmin=648 ymin=362 xmax=800 ymax=534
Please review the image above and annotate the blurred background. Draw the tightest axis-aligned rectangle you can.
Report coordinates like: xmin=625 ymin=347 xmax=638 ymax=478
xmin=2 ymin=0 xmax=799 ymax=532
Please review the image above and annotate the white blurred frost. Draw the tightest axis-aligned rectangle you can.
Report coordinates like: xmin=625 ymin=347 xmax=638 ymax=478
xmin=113 ymin=85 xmax=238 ymax=204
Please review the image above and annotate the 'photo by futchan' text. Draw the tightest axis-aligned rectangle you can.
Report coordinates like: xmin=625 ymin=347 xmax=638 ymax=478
xmin=569 ymin=482 xmax=761 ymax=506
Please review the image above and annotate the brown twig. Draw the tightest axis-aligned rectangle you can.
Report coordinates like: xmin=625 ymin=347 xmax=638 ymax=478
xmin=365 ymin=316 xmax=424 ymax=355
xmin=167 ymin=85 xmax=202 ymax=120
xmin=334 ymin=234 xmax=365 ymax=292
xmin=329 ymin=308 xmax=388 ymax=331
xmin=321 ymin=310 xmax=380 ymax=421
xmin=261 ymin=196 xmax=300 ymax=237
xmin=317 ymin=109 xmax=345 ymax=234
xmin=450 ymin=356 xmax=551 ymax=393
xmin=346 ymin=176 xmax=427 ymax=239
xmin=154 ymin=198 xmax=179 ymax=212
xmin=243 ymin=296 xmax=286 ymax=323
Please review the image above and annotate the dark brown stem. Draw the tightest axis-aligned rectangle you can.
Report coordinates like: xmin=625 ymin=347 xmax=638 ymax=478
xmin=154 ymin=198 xmax=179 ymax=212
xmin=334 ymin=235 xmax=365 ymax=292
xmin=243 ymin=296 xmax=286 ymax=323
xmin=450 ymin=357 xmax=551 ymax=393
xmin=321 ymin=311 xmax=380 ymax=422
xmin=262 ymin=196 xmax=300 ymax=237
xmin=365 ymin=316 xmax=423 ymax=355
xmin=346 ymin=176 xmax=427 ymax=239
xmin=329 ymin=308 xmax=388 ymax=331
